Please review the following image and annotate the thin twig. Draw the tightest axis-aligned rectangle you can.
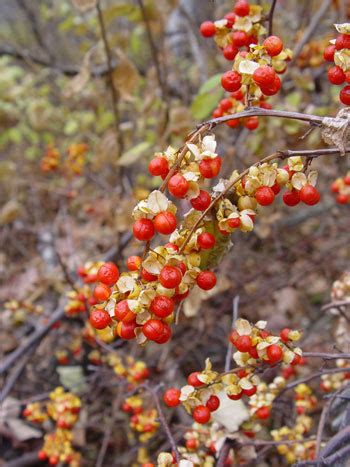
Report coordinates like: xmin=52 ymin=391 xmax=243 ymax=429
xmin=96 ymin=0 xmax=123 ymax=157
xmin=144 ymin=383 xmax=180 ymax=462
xmin=268 ymin=0 xmax=278 ymax=36
xmin=290 ymin=0 xmax=333 ymax=66
xmin=224 ymin=296 xmax=240 ymax=372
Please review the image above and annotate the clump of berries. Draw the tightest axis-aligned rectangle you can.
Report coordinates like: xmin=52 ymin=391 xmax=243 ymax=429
xmin=324 ymin=24 xmax=350 ymax=105
xmin=122 ymin=395 xmax=159 ymax=442
xmin=330 ymin=171 xmax=350 ymax=204
xmin=200 ymin=0 xmax=292 ymax=128
xmin=162 ymin=319 xmax=302 ymax=426
xmin=40 ymin=143 xmax=88 ymax=176
xmin=23 ymin=387 xmax=81 ymax=466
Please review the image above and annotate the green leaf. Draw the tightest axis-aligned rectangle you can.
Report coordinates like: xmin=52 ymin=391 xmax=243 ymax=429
xmin=198 ymin=74 xmax=222 ymax=94
xmin=118 ymin=141 xmax=151 ymax=166
xmin=190 ymin=87 xmax=223 ymax=120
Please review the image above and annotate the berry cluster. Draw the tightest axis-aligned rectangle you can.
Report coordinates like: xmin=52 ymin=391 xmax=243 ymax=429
xmin=122 ymin=395 xmax=159 ymax=443
xmin=3 ymin=299 xmax=43 ymax=325
xmin=24 ymin=387 xmax=81 ymax=466
xmin=40 ymin=143 xmax=88 ymax=176
xmin=330 ymin=171 xmax=350 ymax=204
xmin=320 ymin=359 xmax=350 ymax=392
xmin=200 ymin=0 xmax=292 ymax=127
xmin=324 ymin=24 xmax=350 ymax=105
xmin=271 ymin=385 xmax=316 ymax=464
xmin=163 ymin=320 xmax=302 ymax=426
xmin=86 ymin=130 xmax=321 ymax=347
xmin=107 ymin=354 xmax=150 ymax=386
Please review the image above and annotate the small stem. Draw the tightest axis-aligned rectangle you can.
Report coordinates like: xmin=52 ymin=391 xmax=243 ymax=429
xmin=96 ymin=0 xmax=123 ymax=157
xmin=268 ymin=0 xmax=278 ymax=36
xmin=144 ymin=383 xmax=180 ymax=462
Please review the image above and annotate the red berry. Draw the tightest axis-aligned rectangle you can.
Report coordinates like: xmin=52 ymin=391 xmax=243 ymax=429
xmin=340 ymin=85 xmax=350 ymax=105
xmin=256 ymin=406 xmax=270 ymax=420
xmin=244 ymin=116 xmax=259 ymax=130
xmin=271 ymin=182 xmax=281 ymax=195
xmin=291 ymin=353 xmax=302 ymax=366
xmin=200 ymin=21 xmax=216 ymax=38
xmin=337 ymin=194 xmax=348 ymax=204
xmin=283 ymin=189 xmax=300 ymax=207
xmin=226 ymin=118 xmax=240 ymax=128
xmin=243 ymin=386 xmax=257 ymax=397
xmin=199 ymin=156 xmax=222 ymax=178
xmin=263 ymin=36 xmax=283 ymax=56
xmin=193 ymin=405 xmax=211 ymax=424
xmin=324 ymin=44 xmax=336 ymax=61
xmin=232 ymin=30 xmax=249 ymax=47
xmin=97 ymin=262 xmax=119 ymax=285
xmin=89 ymin=308 xmax=111 ymax=329
xmin=260 ymin=76 xmax=281 ymax=96
xmin=260 ymin=101 xmax=273 ymax=110
xmin=133 ymin=218 xmax=155 ymax=241
xmin=346 ymin=71 xmax=350 ymax=84
xmin=221 ymin=71 xmax=242 ymax=92
xmin=191 ymin=190 xmax=211 ymax=211
xmin=38 ymin=451 xmax=47 ymax=461
xmin=93 ymin=283 xmax=111 ymax=301
xmin=266 ymin=344 xmax=283 ymax=363
xmin=213 ymin=108 xmax=223 ymax=118
xmin=223 ymin=43 xmax=238 ymax=60
xmin=344 ymin=176 xmax=350 ymax=185
xmin=163 ymin=388 xmax=181 ymax=407
xmin=248 ymin=346 xmax=259 ymax=359
xmin=280 ymin=328 xmax=290 ymax=343
xmin=255 ymin=186 xmax=275 ymax=206
xmin=328 ymin=66 xmax=345 ymax=85
xmin=335 ymin=33 xmax=350 ymax=50
xmin=300 ymin=185 xmax=320 ymax=205
xmin=150 ymin=296 xmax=174 ymax=318
xmin=228 ymin=391 xmax=243 ymax=400
xmin=116 ymin=320 xmax=137 ymax=339
xmin=220 ymin=98 xmax=233 ymax=112
xmin=198 ymin=232 xmax=216 ymax=249
xmin=206 ymin=395 xmax=220 ymax=412
xmin=115 ymin=300 xmax=135 ymax=322
xmin=165 ymin=242 xmax=179 ymax=252
xmin=235 ymin=335 xmax=252 ymax=352
xmin=154 ymin=211 xmax=177 ymax=235
xmin=126 ymin=255 xmax=142 ymax=271
xmin=196 ymin=271 xmax=217 ymax=290
xmin=227 ymin=217 xmax=241 ymax=228
xmin=154 ymin=322 xmax=172 ymax=344
xmin=253 ymin=66 xmax=276 ymax=87
xmin=148 ymin=157 xmax=169 ymax=177
xmin=49 ymin=456 xmax=59 ymax=465
xmin=141 ymin=267 xmax=158 ymax=282
xmin=186 ymin=439 xmax=198 ymax=450
xmin=143 ymin=319 xmax=165 ymax=341
xmin=224 ymin=12 xmax=236 ymax=28
xmin=234 ymin=0 xmax=250 ymax=17
xmin=188 ymin=371 xmax=204 ymax=387
xmin=231 ymin=89 xmax=244 ymax=100
xmin=168 ymin=173 xmax=189 ymax=198
xmin=159 ymin=265 xmax=182 ymax=288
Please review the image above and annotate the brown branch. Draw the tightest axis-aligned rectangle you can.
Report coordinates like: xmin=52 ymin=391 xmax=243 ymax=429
xmin=268 ymin=0 xmax=278 ymax=36
xmin=203 ymin=107 xmax=324 ymax=128
xmin=321 ymin=300 xmax=350 ymax=313
xmin=289 ymin=0 xmax=333 ymax=66
xmin=96 ymin=0 xmax=123 ymax=157
xmin=303 ymin=352 xmax=350 ymax=360
xmin=144 ymin=383 xmax=180 ymax=463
